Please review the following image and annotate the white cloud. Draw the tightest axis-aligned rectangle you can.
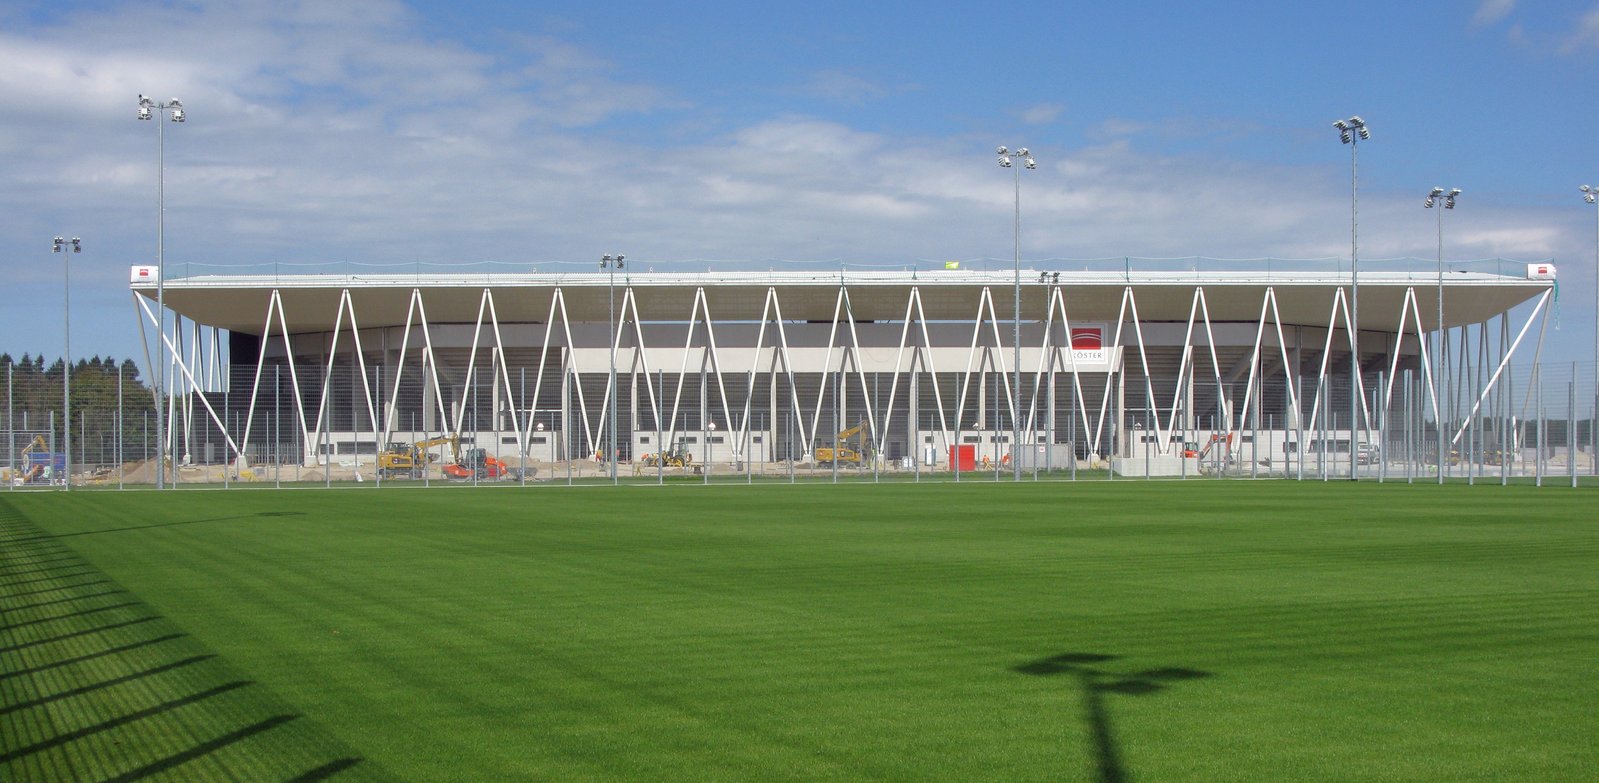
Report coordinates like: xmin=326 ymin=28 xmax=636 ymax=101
xmin=1019 ymin=103 xmax=1064 ymax=125
xmin=0 ymin=0 xmax=1590 ymax=364
xmin=796 ymin=70 xmax=894 ymax=105
xmin=1472 ymin=0 xmax=1516 ymax=27
xmin=1559 ymin=7 xmax=1599 ymax=54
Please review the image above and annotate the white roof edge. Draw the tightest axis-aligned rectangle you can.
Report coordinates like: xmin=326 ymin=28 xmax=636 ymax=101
xmin=133 ymin=269 xmax=1553 ymax=290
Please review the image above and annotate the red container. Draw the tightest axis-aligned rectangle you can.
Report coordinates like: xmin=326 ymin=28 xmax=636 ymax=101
xmin=948 ymin=444 xmax=976 ymax=471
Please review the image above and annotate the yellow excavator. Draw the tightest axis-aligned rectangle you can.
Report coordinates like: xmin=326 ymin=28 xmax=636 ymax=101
xmin=641 ymin=440 xmax=694 ymax=468
xmin=7 ymin=435 xmax=51 ymax=484
xmin=378 ymin=434 xmax=460 ymax=478
xmin=815 ymin=421 xmax=869 ymax=465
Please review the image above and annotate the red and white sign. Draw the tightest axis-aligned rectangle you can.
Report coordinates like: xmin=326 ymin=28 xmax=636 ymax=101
xmin=130 ymin=265 xmax=159 ymax=283
xmin=1068 ymin=323 xmax=1110 ymax=367
xmin=1525 ymin=263 xmax=1556 ymax=280
xmin=1070 ymin=326 xmax=1103 ymax=350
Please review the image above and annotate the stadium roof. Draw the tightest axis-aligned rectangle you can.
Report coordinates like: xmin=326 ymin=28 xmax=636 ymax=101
xmin=132 ymin=268 xmax=1553 ymax=335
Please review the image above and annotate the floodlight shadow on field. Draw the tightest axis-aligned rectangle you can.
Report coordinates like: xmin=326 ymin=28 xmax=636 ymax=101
xmin=1 ymin=500 xmax=372 ymax=782
xmin=11 ymin=509 xmax=309 ymax=542
xmin=1013 ymin=652 xmax=1213 ymax=783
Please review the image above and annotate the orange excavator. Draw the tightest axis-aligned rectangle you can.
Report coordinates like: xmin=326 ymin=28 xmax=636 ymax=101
xmin=1183 ymin=433 xmax=1235 ymax=474
xmin=442 ymin=447 xmax=510 ymax=480
xmin=1183 ymin=432 xmax=1234 ymax=459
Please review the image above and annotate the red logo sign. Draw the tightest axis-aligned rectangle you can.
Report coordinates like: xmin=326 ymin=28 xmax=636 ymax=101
xmin=1070 ymin=327 xmax=1103 ymax=350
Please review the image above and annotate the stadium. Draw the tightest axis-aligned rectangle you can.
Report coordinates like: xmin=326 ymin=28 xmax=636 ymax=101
xmin=4 ymin=261 xmax=1591 ymax=783
xmin=128 ymin=257 xmax=1562 ymax=480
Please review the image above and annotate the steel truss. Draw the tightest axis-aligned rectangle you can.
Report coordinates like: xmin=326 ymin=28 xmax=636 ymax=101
xmin=132 ymin=281 xmax=1553 ymax=477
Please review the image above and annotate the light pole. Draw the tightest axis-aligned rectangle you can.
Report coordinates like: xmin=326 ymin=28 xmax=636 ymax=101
xmin=1425 ymin=187 xmax=1459 ymax=483
xmin=53 ymin=237 xmax=81 ymax=490
xmin=601 ymin=253 xmax=625 ymax=484
xmin=1334 ymin=116 xmax=1369 ymax=479
xmin=997 ymin=145 xmax=1036 ymax=481
xmin=1583 ymin=185 xmax=1598 ymax=474
xmin=137 ymin=94 xmax=185 ymax=489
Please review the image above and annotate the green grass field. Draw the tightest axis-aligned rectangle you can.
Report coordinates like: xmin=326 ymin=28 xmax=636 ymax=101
xmin=3 ymin=482 xmax=1596 ymax=782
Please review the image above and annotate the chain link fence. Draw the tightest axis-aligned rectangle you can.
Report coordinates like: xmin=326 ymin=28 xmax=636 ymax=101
xmin=6 ymin=357 xmax=1595 ymax=490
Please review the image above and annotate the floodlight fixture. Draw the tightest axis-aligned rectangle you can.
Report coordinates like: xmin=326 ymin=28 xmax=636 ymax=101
xmin=996 ymin=146 xmax=1008 ymax=155
xmin=1336 ymin=116 xmax=1367 ymax=145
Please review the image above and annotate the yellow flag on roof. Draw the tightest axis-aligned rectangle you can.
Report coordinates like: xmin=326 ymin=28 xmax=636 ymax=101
xmin=944 ymin=261 xmax=960 ymax=270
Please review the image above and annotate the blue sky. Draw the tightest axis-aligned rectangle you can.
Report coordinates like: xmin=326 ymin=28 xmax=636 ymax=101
xmin=2 ymin=0 xmax=1597 ymax=371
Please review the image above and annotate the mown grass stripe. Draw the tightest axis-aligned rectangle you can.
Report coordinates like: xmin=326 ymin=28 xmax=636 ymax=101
xmin=0 ymin=497 xmax=386 ymax=782
xmin=4 ymin=483 xmax=1595 ymax=781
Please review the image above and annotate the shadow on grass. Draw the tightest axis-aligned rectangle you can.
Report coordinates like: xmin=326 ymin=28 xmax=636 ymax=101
xmin=1 ymin=500 xmax=367 ymax=781
xmin=1013 ymin=652 xmax=1211 ymax=783
xmin=3 ymin=588 xmax=129 ymax=614
xmin=7 ymin=510 xmax=310 ymax=543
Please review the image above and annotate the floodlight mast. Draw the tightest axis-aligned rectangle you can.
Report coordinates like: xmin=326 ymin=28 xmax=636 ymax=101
xmin=1425 ymin=186 xmax=1460 ymax=483
xmin=136 ymin=94 xmax=185 ymax=489
xmin=1334 ymin=115 xmax=1369 ymax=480
xmin=997 ymin=145 xmax=1037 ymax=481
xmin=52 ymin=237 xmax=81 ymax=491
xmin=1584 ymin=185 xmax=1598 ymax=475
xmin=602 ymin=253 xmax=625 ymax=484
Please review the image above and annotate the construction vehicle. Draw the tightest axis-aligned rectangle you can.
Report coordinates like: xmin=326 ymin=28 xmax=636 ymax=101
xmin=1183 ymin=433 xmax=1235 ymax=474
xmin=378 ymin=434 xmax=460 ymax=478
xmin=815 ymin=421 xmax=869 ymax=465
xmin=641 ymin=440 xmax=694 ymax=468
xmin=15 ymin=435 xmax=58 ymax=484
xmin=443 ymin=447 xmax=510 ymax=480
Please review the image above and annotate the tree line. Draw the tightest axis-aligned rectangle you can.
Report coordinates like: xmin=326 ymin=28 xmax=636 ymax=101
xmin=3 ymin=354 xmax=157 ymax=456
